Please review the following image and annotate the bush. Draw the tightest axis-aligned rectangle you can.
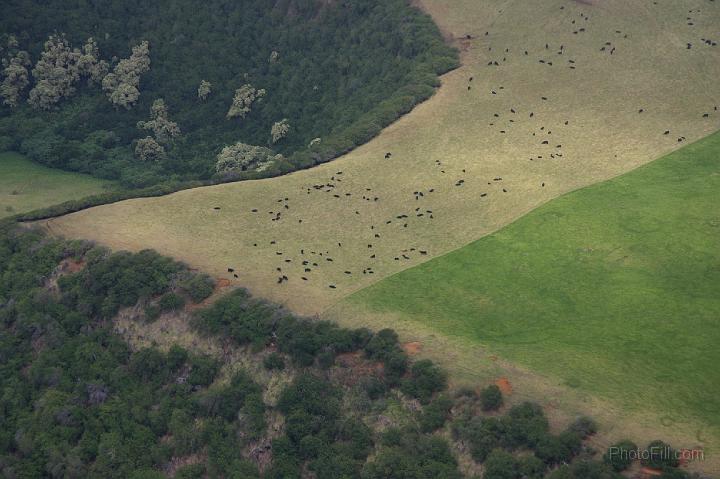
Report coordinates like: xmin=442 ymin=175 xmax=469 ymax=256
xmin=480 ymin=384 xmax=503 ymax=411
xmin=503 ymin=402 xmax=549 ymax=448
xmin=263 ymin=352 xmax=285 ymax=371
xmin=180 ymin=274 xmax=215 ymax=303
xmin=603 ymin=440 xmax=637 ymax=471
xmin=567 ymin=416 xmax=598 ymax=438
xmin=483 ymin=449 xmax=517 ymax=479
xmin=400 ymin=359 xmax=447 ymax=403
xmin=175 ymin=464 xmax=205 ymax=479
xmin=144 ymin=303 xmax=161 ymax=322
xmin=419 ymin=395 xmax=453 ymax=433
xmin=642 ymin=440 xmax=680 ymax=469
xmin=517 ymin=455 xmax=545 ymax=478
xmin=360 ymin=376 xmax=387 ymax=400
xmin=535 ymin=433 xmax=578 ymax=465
xmin=187 ymin=355 xmax=220 ymax=387
xmin=159 ymin=291 xmax=185 ymax=312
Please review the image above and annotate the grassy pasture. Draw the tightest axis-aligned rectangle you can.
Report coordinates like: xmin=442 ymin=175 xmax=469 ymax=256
xmin=45 ymin=0 xmax=720 ymax=315
xmin=344 ymin=131 xmax=720 ymax=443
xmin=0 ymin=151 xmax=111 ymax=219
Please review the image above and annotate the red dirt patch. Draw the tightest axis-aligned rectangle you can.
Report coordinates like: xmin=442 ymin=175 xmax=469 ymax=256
xmin=402 ymin=341 xmax=423 ymax=355
xmin=63 ymin=258 xmax=85 ymax=273
xmin=335 ymin=351 xmax=384 ymax=384
xmin=495 ymin=377 xmax=513 ymax=395
xmin=639 ymin=467 xmax=663 ymax=478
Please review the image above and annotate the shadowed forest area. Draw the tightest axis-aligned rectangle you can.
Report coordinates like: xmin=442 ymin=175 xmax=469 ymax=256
xmin=0 ymin=0 xmax=457 ymax=188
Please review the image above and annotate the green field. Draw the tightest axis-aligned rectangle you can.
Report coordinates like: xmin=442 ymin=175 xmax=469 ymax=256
xmin=348 ymin=130 xmax=720 ymax=433
xmin=0 ymin=152 xmax=112 ymax=219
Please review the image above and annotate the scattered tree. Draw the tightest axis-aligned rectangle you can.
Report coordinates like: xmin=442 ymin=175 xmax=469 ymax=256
xmin=603 ymin=440 xmax=637 ymax=471
xmin=0 ymin=49 xmax=31 ymax=107
xmin=28 ymin=34 xmax=80 ymax=109
xmin=76 ymin=37 xmax=108 ymax=86
xmin=271 ymin=118 xmax=290 ymax=144
xmin=102 ymin=40 xmax=150 ymax=109
xmin=480 ymin=384 xmax=504 ymax=411
xmin=135 ymin=136 xmax=166 ymax=162
xmin=137 ymin=99 xmax=180 ymax=144
xmin=226 ymin=83 xmax=265 ymax=119
xmin=197 ymin=79 xmax=211 ymax=100
xmin=215 ymin=142 xmax=280 ymax=173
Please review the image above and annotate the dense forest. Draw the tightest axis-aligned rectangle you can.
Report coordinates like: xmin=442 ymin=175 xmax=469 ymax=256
xmin=0 ymin=224 xmax=701 ymax=478
xmin=0 ymin=0 xmax=458 ymax=189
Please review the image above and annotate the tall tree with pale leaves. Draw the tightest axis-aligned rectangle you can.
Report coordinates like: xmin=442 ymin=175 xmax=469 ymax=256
xmin=135 ymin=136 xmax=166 ymax=162
xmin=102 ymin=41 xmax=150 ymax=109
xmin=28 ymin=34 xmax=81 ymax=109
xmin=226 ymin=83 xmax=265 ymax=119
xmin=77 ymin=38 xmax=108 ymax=86
xmin=137 ymin=99 xmax=180 ymax=144
xmin=215 ymin=142 xmax=280 ymax=172
xmin=271 ymin=119 xmax=290 ymax=144
xmin=0 ymin=48 xmax=31 ymax=108
xmin=197 ymin=80 xmax=211 ymax=101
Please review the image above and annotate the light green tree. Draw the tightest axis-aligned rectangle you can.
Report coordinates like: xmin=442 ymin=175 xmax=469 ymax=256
xmin=28 ymin=34 xmax=81 ymax=109
xmin=102 ymin=41 xmax=150 ymax=109
xmin=271 ymin=119 xmax=290 ymax=144
xmin=135 ymin=136 xmax=165 ymax=162
xmin=1 ymin=50 xmax=31 ymax=107
xmin=197 ymin=80 xmax=211 ymax=101
xmin=215 ymin=142 xmax=280 ymax=172
xmin=227 ymin=84 xmax=265 ymax=119
xmin=76 ymin=38 xmax=108 ymax=86
xmin=137 ymin=99 xmax=180 ymax=144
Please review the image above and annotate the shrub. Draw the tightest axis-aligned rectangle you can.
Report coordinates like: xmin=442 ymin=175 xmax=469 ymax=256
xmin=603 ymin=440 xmax=637 ymax=471
xmin=483 ymin=448 xmax=517 ymax=479
xmin=517 ymin=455 xmax=546 ymax=478
xmin=419 ymin=395 xmax=453 ymax=433
xmin=159 ymin=291 xmax=185 ymax=312
xmin=567 ymin=416 xmax=598 ymax=438
xmin=144 ymin=303 xmax=161 ymax=322
xmin=480 ymin=384 xmax=503 ymax=411
xmin=400 ymin=359 xmax=447 ymax=403
xmin=642 ymin=440 xmax=680 ymax=469
xmin=535 ymin=433 xmax=577 ymax=465
xmin=180 ymin=273 xmax=215 ymax=303
xmin=187 ymin=355 xmax=220 ymax=387
xmin=503 ymin=402 xmax=549 ymax=448
xmin=263 ymin=352 xmax=285 ymax=371
xmin=360 ymin=376 xmax=387 ymax=400
xmin=175 ymin=464 xmax=205 ymax=479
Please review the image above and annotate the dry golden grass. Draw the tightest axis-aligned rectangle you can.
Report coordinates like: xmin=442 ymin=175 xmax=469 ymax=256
xmin=45 ymin=0 xmax=720 ymax=317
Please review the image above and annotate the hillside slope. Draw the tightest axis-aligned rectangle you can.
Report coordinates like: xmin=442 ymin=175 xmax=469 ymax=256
xmin=332 ymin=129 xmax=720 ymax=470
xmin=46 ymin=0 xmax=720 ymax=315
xmin=0 ymin=0 xmax=455 ymax=186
